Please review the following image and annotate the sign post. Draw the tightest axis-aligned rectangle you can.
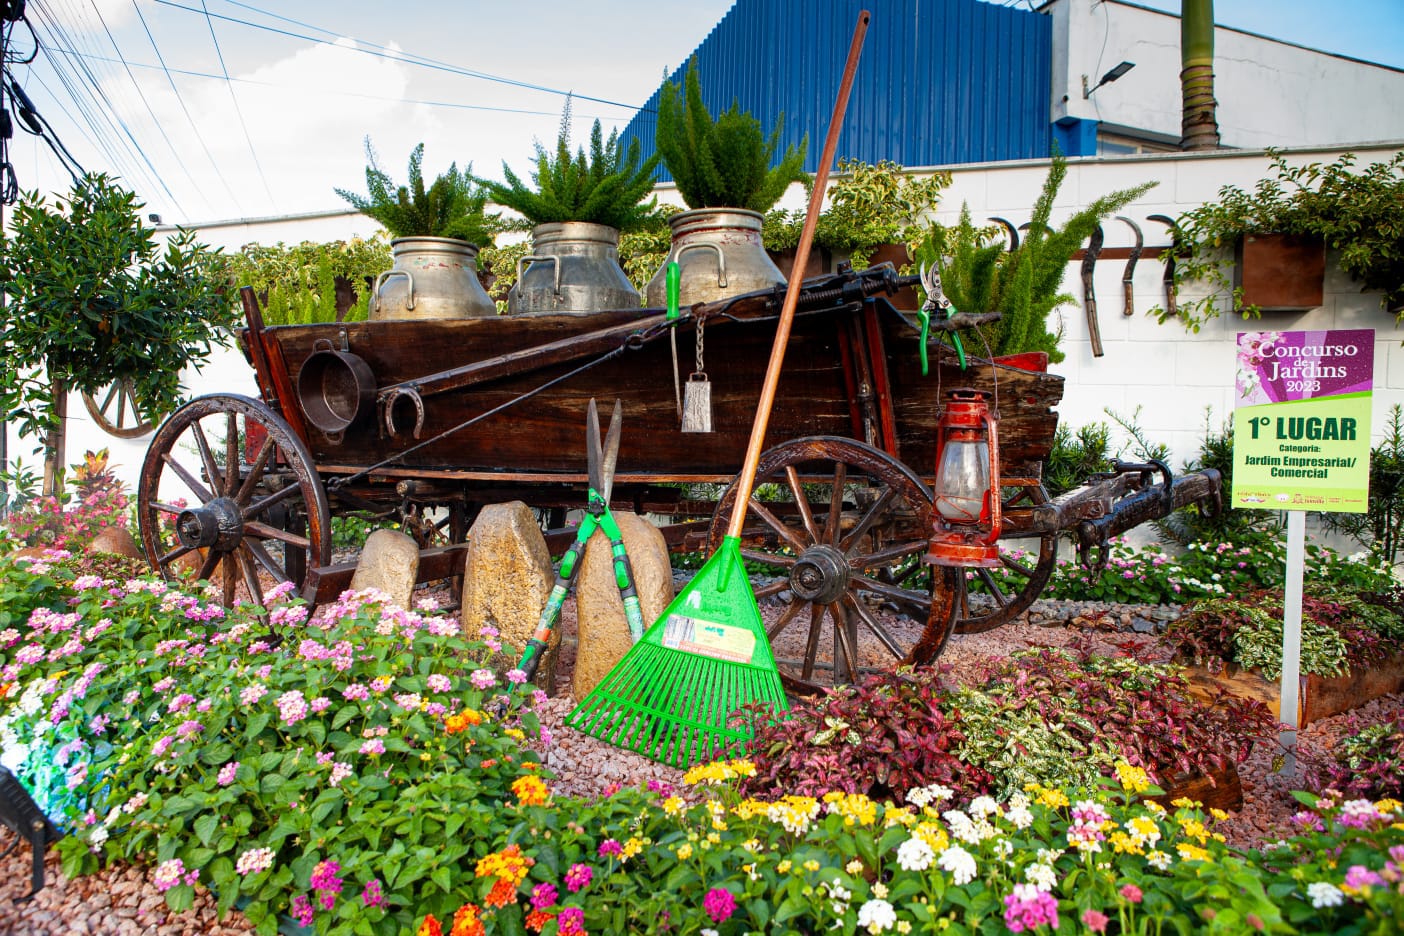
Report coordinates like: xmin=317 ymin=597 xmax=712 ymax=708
xmin=1232 ymin=329 xmax=1373 ymax=773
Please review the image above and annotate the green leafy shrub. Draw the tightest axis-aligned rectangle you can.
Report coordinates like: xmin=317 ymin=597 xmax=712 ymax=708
xmin=655 ymin=57 xmax=808 ymax=212
xmin=336 ymin=141 xmax=495 ymax=244
xmin=912 ymin=152 xmax=1154 ymax=362
xmin=482 ymin=99 xmax=660 ymax=231
xmin=1043 ymin=421 xmax=1113 ymax=498
xmin=762 ymin=159 xmax=950 ymax=268
xmin=219 ymin=236 xmax=391 ymax=326
xmin=1159 ymin=149 xmax=1404 ymax=328
xmin=0 ymin=173 xmax=229 ymax=485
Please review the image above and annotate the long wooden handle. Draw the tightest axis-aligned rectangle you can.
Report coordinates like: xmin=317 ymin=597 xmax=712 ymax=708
xmin=726 ymin=9 xmax=870 ymax=538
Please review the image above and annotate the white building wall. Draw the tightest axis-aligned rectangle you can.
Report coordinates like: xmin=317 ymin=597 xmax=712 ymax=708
xmin=9 ymin=145 xmax=1401 ymax=505
xmin=1047 ymin=0 xmax=1404 ymax=148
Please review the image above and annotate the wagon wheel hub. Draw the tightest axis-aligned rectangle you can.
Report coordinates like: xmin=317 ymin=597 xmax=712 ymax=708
xmin=790 ymin=545 xmax=850 ymax=605
xmin=176 ymin=498 xmax=244 ymax=551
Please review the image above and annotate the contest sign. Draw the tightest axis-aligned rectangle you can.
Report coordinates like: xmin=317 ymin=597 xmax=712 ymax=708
xmin=1232 ymin=329 xmax=1373 ymax=512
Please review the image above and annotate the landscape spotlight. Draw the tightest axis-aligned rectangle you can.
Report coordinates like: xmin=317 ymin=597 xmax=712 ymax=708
xmin=1083 ymin=60 xmax=1136 ymax=98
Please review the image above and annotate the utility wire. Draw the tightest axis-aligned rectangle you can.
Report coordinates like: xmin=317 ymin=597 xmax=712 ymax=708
xmin=127 ymin=0 xmax=240 ymax=214
xmin=199 ymin=0 xmax=273 ymax=209
xmin=153 ymin=0 xmax=647 ymax=113
xmin=42 ymin=44 xmax=618 ymax=120
xmin=32 ymin=0 xmax=185 ymax=212
xmin=29 ymin=2 xmax=175 ymax=205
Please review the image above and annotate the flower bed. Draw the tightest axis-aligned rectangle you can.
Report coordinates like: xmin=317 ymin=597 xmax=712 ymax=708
xmin=3 ymin=555 xmax=1403 ymax=934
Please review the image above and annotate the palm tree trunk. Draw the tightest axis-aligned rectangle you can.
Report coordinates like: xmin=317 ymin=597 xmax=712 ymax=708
xmin=1181 ymin=0 xmax=1220 ymax=150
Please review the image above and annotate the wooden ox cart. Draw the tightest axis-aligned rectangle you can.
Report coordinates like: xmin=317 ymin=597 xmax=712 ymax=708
xmin=136 ymin=264 xmax=1220 ymax=694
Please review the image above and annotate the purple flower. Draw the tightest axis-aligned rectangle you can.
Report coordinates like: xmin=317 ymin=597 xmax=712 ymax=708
xmin=218 ymin=761 xmax=240 ymax=786
xmin=310 ymin=696 xmax=332 ymax=714
xmin=239 ymin=684 xmax=267 ymax=706
xmin=291 ymin=894 xmax=315 ymax=927
xmin=329 ymin=762 xmax=353 ymax=787
xmin=1004 ymin=883 xmax=1059 ymax=932
xmin=598 ymin=839 xmax=622 ymax=857
xmin=470 ymin=669 xmax=496 ymax=690
xmin=565 ymin=862 xmax=593 ymax=893
xmin=703 ymin=887 xmax=736 ymax=924
xmin=310 ymin=859 xmax=343 ymax=892
xmin=236 ymin=848 xmax=274 ymax=876
xmin=277 ymin=690 xmax=309 ymax=725
xmin=1344 ymin=865 xmax=1383 ymax=890
xmin=176 ymin=719 xmax=203 ymax=739
xmin=359 ymin=738 xmax=385 ymax=756
xmin=427 ymin=674 xmax=451 ymax=693
xmin=153 ymin=859 xmax=186 ymax=893
xmin=506 ymin=668 xmax=527 ymax=685
xmin=361 ymin=878 xmax=384 ymax=909
xmin=531 ymin=882 xmax=557 ymax=910
xmin=342 ymin=683 xmax=369 ymax=701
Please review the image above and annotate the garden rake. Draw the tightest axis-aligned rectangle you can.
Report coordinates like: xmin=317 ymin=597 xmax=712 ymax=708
xmin=565 ymin=9 xmax=872 ymax=768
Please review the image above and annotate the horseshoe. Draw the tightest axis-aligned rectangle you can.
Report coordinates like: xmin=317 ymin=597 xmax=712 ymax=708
xmin=381 ymin=386 xmax=426 ymax=440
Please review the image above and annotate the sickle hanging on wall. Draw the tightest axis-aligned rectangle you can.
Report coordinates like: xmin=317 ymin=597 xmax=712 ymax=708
xmin=1082 ymin=224 xmax=1105 ymax=357
xmin=989 ymin=217 xmax=1020 ymax=252
xmin=1147 ymin=214 xmax=1179 ymax=319
xmin=1117 ymin=215 xmax=1144 ymax=317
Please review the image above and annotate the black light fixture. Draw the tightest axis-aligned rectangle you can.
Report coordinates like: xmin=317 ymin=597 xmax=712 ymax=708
xmin=0 ymin=765 xmax=63 ymax=900
xmin=1083 ymin=60 xmax=1136 ymax=98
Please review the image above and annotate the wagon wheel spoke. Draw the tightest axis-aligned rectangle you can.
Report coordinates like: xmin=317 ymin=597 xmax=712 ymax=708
xmin=190 ymin=421 xmax=225 ymax=498
xmin=162 ymin=452 xmax=214 ymax=504
xmin=245 ymin=484 xmax=302 ymax=517
xmin=839 ymin=485 xmax=898 ymax=553
xmin=801 ymin=602 xmax=826 ymax=681
xmin=842 ymin=592 xmax=906 ymax=660
xmin=745 ymin=497 xmax=808 ymax=554
xmin=235 ymin=546 xmax=264 ymax=606
xmin=117 ymin=383 xmax=137 ymax=432
xmin=754 ymin=579 xmax=789 ymax=600
xmin=236 ymin=437 xmax=277 ymax=506
xmin=157 ymin=542 xmax=196 ymax=566
xmin=831 ymin=602 xmax=860 ymax=681
xmin=976 ymin=567 xmax=1012 ymax=608
xmin=851 ymin=573 xmax=932 ymax=612
xmin=766 ymin=598 xmax=807 ymax=642
xmin=851 ymin=539 xmax=930 ymax=570
xmin=221 ymin=555 xmax=238 ymax=606
xmin=196 ymin=548 xmax=221 ymax=584
xmin=784 ymin=466 xmax=823 ymax=543
xmin=225 ymin=412 xmax=240 ymax=496
xmin=98 ymin=381 xmax=119 ymax=417
xmin=824 ymin=462 xmax=848 ymax=545
xmin=243 ymin=538 xmax=289 ymax=583
xmin=740 ymin=548 xmax=795 ymax=569
xmin=244 ymin=520 xmax=312 ymax=549
xmin=148 ymin=501 xmax=187 ymax=517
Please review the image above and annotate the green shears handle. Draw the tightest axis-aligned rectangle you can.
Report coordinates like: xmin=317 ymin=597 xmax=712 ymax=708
xmin=918 ymin=305 xmax=967 ymax=374
xmin=517 ymin=490 xmax=646 ymax=681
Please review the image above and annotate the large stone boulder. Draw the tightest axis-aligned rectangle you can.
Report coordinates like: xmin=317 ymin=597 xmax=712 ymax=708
xmin=89 ymin=525 xmax=143 ymax=560
xmin=571 ymin=511 xmax=674 ymax=701
xmin=460 ymin=502 xmax=555 ymax=687
xmin=349 ymin=529 xmax=420 ymax=609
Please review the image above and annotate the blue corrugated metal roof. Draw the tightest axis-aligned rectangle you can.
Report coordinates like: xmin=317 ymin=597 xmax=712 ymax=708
xmin=623 ymin=0 xmax=1052 ymax=178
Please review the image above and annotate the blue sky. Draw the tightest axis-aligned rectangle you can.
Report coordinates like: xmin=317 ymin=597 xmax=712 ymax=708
xmin=4 ymin=0 xmax=1401 ymax=224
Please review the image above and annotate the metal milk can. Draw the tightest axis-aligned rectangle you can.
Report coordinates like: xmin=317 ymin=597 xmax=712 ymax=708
xmin=643 ymin=208 xmax=786 ymax=308
xmin=369 ymin=236 xmax=497 ymax=320
xmin=509 ymin=222 xmax=641 ymax=313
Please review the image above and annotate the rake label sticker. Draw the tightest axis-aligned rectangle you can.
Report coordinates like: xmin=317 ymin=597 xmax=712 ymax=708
xmin=661 ymin=614 xmax=757 ymax=664
xmin=1232 ymin=329 xmax=1373 ymax=512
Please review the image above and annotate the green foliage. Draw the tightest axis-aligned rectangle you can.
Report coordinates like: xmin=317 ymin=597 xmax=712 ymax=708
xmin=0 ymin=173 xmax=230 ymax=442
xmin=762 ymin=159 xmax=951 ymax=268
xmin=218 ymin=236 xmax=391 ymax=326
xmin=1043 ymin=421 xmax=1113 ymax=498
xmin=1319 ymin=403 xmax=1404 ymax=564
xmin=335 ymin=140 xmax=495 ymax=244
xmin=1160 ymin=149 xmax=1404 ymax=329
xmin=483 ymin=99 xmax=660 ymax=231
xmin=655 ymin=57 xmax=808 ymax=212
xmin=4 ymin=449 xmax=129 ymax=549
xmin=914 ymin=152 xmax=1155 ymax=362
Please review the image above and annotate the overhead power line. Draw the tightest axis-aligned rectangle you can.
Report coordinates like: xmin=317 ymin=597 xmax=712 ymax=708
xmin=151 ymin=0 xmax=648 ymax=113
xmin=199 ymin=0 xmax=273 ymax=208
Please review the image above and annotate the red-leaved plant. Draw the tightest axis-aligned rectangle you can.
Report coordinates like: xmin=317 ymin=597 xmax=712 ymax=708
xmin=738 ymin=670 xmax=994 ymax=803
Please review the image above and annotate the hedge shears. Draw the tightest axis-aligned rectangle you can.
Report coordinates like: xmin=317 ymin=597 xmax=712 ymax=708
xmin=919 ymin=262 xmax=966 ymax=373
xmin=517 ymin=398 xmax=646 ymax=681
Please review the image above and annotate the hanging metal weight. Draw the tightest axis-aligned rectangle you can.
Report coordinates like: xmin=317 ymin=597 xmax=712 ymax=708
xmin=681 ymin=316 xmax=712 ymax=433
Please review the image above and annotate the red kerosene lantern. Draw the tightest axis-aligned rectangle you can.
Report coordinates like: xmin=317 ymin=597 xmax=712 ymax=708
xmin=924 ymin=388 xmax=1002 ymax=567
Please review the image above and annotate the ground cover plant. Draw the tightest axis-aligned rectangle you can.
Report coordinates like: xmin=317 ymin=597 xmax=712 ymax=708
xmin=1 ymin=556 xmax=1402 ymax=934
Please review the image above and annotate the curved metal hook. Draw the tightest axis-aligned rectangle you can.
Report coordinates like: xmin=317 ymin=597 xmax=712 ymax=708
xmin=989 ymin=216 xmax=1020 ymax=252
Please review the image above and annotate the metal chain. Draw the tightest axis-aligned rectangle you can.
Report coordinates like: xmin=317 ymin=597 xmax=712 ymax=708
xmin=694 ymin=316 xmax=705 ymax=373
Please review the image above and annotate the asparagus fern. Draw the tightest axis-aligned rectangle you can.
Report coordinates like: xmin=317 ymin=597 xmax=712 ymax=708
xmin=336 ymin=140 xmax=494 ymax=245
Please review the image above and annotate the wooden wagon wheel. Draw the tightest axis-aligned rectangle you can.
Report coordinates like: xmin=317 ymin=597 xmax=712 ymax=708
xmin=137 ymin=394 xmax=331 ymax=607
xmin=82 ymin=378 xmax=155 ymax=438
xmin=950 ymin=480 xmax=1058 ymax=634
xmin=708 ymin=436 xmax=941 ymax=696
